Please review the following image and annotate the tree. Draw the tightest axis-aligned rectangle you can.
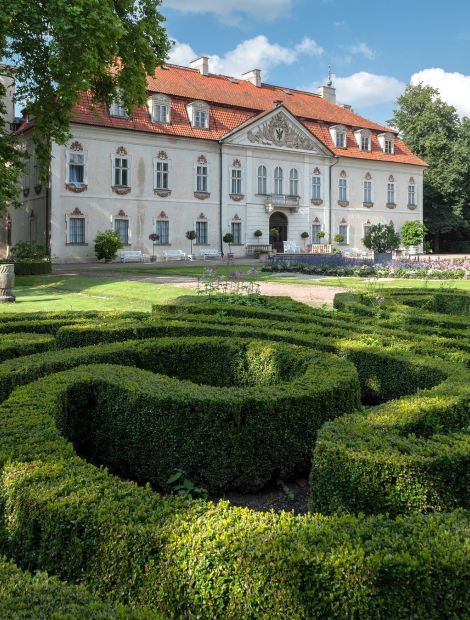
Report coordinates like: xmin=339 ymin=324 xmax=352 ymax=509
xmin=362 ymin=223 xmax=400 ymax=253
xmin=0 ymin=87 xmax=25 ymax=214
xmin=185 ymin=230 xmax=196 ymax=255
xmin=95 ymin=230 xmax=123 ymax=261
xmin=389 ymin=84 xmax=470 ymax=251
xmin=401 ymin=220 xmax=427 ymax=247
xmin=0 ymin=0 xmax=170 ymax=215
xmin=223 ymin=232 xmax=234 ymax=254
xmin=300 ymin=231 xmax=309 ymax=246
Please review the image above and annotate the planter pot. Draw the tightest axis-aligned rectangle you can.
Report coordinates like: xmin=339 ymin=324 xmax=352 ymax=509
xmin=0 ymin=264 xmax=15 ymax=303
xmin=150 ymin=256 xmax=157 ymax=262
xmin=373 ymin=252 xmax=393 ymax=264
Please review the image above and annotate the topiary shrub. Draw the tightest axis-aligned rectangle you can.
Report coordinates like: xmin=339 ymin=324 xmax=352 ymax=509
xmin=94 ymin=230 xmax=123 ymax=262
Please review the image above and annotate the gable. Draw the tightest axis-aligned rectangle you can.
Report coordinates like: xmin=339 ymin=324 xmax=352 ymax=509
xmin=222 ymin=107 xmax=333 ymax=156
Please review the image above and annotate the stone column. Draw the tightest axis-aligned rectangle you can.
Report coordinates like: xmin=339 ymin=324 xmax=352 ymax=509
xmin=0 ymin=264 xmax=15 ymax=303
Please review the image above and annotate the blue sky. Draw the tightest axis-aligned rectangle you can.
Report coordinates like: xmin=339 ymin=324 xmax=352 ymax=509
xmin=161 ymin=0 xmax=470 ymax=125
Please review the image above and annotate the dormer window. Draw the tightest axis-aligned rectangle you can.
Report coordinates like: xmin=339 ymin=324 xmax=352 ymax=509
xmin=187 ymin=101 xmax=209 ymax=129
xmin=148 ymin=94 xmax=170 ymax=124
xmin=329 ymin=125 xmax=347 ymax=149
xmin=378 ymin=132 xmax=395 ymax=154
xmin=355 ymin=129 xmax=371 ymax=151
xmin=109 ymin=98 xmax=128 ymax=118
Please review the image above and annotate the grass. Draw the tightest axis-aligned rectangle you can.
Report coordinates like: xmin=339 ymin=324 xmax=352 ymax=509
xmin=0 ymin=276 xmax=196 ymax=313
xmin=110 ymin=263 xmax=273 ymax=279
xmin=278 ymin=277 xmax=470 ymax=290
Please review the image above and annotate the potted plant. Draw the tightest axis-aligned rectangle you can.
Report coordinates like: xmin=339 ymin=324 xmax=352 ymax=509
xmin=334 ymin=233 xmax=344 ymax=244
xmin=185 ymin=230 xmax=196 ymax=256
xmin=148 ymin=233 xmax=159 ymax=261
xmin=94 ymin=230 xmax=123 ymax=263
xmin=223 ymin=232 xmax=234 ymax=258
xmin=300 ymin=231 xmax=309 ymax=247
xmin=254 ymin=229 xmax=263 ymax=240
xmin=316 ymin=230 xmax=326 ymax=242
xmin=400 ymin=220 xmax=427 ymax=255
xmin=362 ymin=223 xmax=400 ymax=264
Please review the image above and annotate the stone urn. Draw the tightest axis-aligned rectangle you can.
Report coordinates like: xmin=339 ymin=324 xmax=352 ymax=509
xmin=0 ymin=264 xmax=15 ymax=303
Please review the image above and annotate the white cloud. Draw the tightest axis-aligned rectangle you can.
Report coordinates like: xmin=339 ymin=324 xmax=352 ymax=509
xmin=349 ymin=42 xmax=376 ymax=60
xmin=164 ymin=0 xmax=293 ymax=22
xmin=168 ymin=41 xmax=197 ymax=66
xmin=410 ymin=68 xmax=470 ymax=117
xmin=169 ymin=35 xmax=323 ymax=78
xmin=295 ymin=37 xmax=324 ymax=56
xmin=333 ymin=72 xmax=406 ymax=107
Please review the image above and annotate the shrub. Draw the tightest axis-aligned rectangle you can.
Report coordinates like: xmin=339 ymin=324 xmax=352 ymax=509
xmin=401 ymin=220 xmax=427 ymax=247
xmin=94 ymin=230 xmax=123 ymax=261
xmin=363 ymin=223 xmax=401 ymax=253
xmin=10 ymin=241 xmax=47 ymax=260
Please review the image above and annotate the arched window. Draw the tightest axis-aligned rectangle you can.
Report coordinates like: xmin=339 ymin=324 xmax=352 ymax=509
xmin=274 ymin=166 xmax=283 ymax=195
xmin=257 ymin=165 xmax=267 ymax=194
xmin=289 ymin=168 xmax=299 ymax=196
xmin=408 ymin=178 xmax=416 ymax=206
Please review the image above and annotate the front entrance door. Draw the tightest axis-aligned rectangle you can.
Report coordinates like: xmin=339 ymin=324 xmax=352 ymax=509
xmin=269 ymin=212 xmax=288 ymax=253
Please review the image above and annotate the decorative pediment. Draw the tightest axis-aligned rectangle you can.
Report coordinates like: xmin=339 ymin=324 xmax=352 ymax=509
xmin=247 ymin=111 xmax=319 ymax=151
xmin=70 ymin=141 xmax=83 ymax=151
xmin=340 ymin=218 xmax=347 ymax=224
xmin=197 ymin=154 xmax=207 ymax=164
xmin=117 ymin=209 xmax=127 ymax=217
xmin=232 ymin=213 xmax=241 ymax=221
xmin=340 ymin=170 xmax=347 ymax=178
xmin=409 ymin=177 xmax=415 ymax=183
xmin=116 ymin=146 xmax=127 ymax=156
xmin=313 ymin=217 xmax=320 ymax=223
xmin=365 ymin=172 xmax=372 ymax=180
xmin=313 ymin=167 xmax=321 ymax=175
xmin=197 ymin=212 xmax=207 ymax=220
xmin=388 ymin=175 xmax=395 ymax=182
xmin=157 ymin=150 xmax=168 ymax=160
xmin=158 ymin=211 xmax=168 ymax=219
xmin=71 ymin=207 xmax=84 ymax=216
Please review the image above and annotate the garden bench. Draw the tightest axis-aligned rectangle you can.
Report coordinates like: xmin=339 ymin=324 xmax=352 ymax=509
xmin=119 ymin=250 xmax=148 ymax=263
xmin=283 ymin=241 xmax=301 ymax=253
xmin=162 ymin=249 xmax=188 ymax=261
xmin=200 ymin=249 xmax=222 ymax=260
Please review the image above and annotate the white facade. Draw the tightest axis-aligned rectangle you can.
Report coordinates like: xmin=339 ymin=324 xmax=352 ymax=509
xmin=5 ymin=97 xmax=424 ymax=262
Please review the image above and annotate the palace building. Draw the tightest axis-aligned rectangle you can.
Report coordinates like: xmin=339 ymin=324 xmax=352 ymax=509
xmin=1 ymin=59 xmax=426 ymax=262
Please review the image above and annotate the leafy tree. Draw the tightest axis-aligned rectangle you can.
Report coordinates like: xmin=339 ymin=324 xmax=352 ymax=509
xmin=0 ymin=87 xmax=24 ymax=213
xmin=0 ymin=0 xmax=170 ymax=214
xmin=185 ymin=230 xmax=196 ymax=255
xmin=400 ymin=220 xmax=427 ymax=247
xmin=223 ymin=232 xmax=234 ymax=254
xmin=362 ymin=223 xmax=400 ymax=253
xmin=95 ymin=230 xmax=123 ymax=261
xmin=389 ymin=84 xmax=470 ymax=250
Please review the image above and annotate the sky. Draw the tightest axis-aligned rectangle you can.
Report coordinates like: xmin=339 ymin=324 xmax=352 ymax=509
xmin=161 ymin=0 xmax=470 ymax=126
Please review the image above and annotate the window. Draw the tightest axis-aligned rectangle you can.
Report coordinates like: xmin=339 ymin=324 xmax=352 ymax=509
xmin=387 ymin=182 xmax=396 ymax=204
xmin=311 ymin=223 xmax=322 ymax=244
xmin=361 ymin=135 xmax=371 ymax=151
xmin=154 ymin=160 xmax=170 ymax=190
xmin=109 ymin=101 xmax=128 ymax=117
xmin=274 ymin=166 xmax=283 ymax=195
xmin=114 ymin=218 xmax=129 ymax=245
xmin=196 ymin=221 xmax=208 ymax=244
xmin=196 ymin=164 xmax=208 ymax=192
xmin=68 ymin=217 xmax=85 ymax=244
xmin=155 ymin=220 xmax=169 ymax=245
xmin=338 ymin=178 xmax=348 ymax=202
xmin=231 ymin=222 xmax=242 ymax=244
xmin=339 ymin=224 xmax=348 ymax=243
xmin=113 ymin=156 xmax=129 ymax=187
xmin=408 ymin=183 xmax=416 ymax=205
xmin=384 ymin=138 xmax=393 ymax=154
xmin=336 ymin=132 xmax=346 ymax=148
xmin=68 ymin=152 xmax=85 ymax=185
xmin=257 ymin=165 xmax=267 ymax=194
xmin=363 ymin=180 xmax=372 ymax=203
xmin=149 ymin=95 xmax=171 ymax=123
xmin=289 ymin=168 xmax=299 ymax=196
xmin=363 ymin=224 xmax=371 ymax=238
xmin=231 ymin=168 xmax=242 ymax=195
xmin=22 ymin=154 xmax=31 ymax=191
xmin=312 ymin=175 xmax=321 ymax=200
xmin=195 ymin=109 xmax=208 ymax=128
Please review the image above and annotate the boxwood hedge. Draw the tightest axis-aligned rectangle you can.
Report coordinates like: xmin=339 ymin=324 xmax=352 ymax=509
xmin=0 ymin=290 xmax=468 ymax=617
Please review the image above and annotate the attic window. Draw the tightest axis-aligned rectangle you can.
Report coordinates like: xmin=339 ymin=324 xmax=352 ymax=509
xmin=148 ymin=94 xmax=171 ymax=124
xmin=329 ymin=125 xmax=347 ymax=149
xmin=378 ymin=132 xmax=395 ymax=154
xmin=228 ymin=77 xmax=239 ymax=84
xmin=187 ymin=101 xmax=209 ymax=129
xmin=109 ymin=99 xmax=128 ymax=118
xmin=283 ymin=89 xmax=293 ymax=95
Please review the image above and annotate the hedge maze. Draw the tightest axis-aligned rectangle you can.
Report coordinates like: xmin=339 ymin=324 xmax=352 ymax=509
xmin=0 ymin=289 xmax=469 ymax=618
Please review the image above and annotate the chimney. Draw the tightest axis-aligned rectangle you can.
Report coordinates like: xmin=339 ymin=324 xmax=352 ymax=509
xmin=242 ymin=69 xmax=261 ymax=87
xmin=318 ymin=64 xmax=336 ymax=103
xmin=190 ymin=56 xmax=209 ymax=76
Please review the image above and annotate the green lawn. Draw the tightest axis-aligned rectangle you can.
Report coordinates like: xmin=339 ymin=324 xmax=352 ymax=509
xmin=275 ymin=276 xmax=470 ymax=290
xmin=111 ymin=263 xmax=272 ymax=279
xmin=0 ymin=276 xmax=196 ymax=313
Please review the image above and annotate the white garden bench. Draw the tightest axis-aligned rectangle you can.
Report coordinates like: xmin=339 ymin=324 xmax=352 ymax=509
xmin=283 ymin=241 xmax=301 ymax=253
xmin=200 ymin=249 xmax=222 ymax=260
xmin=162 ymin=249 xmax=188 ymax=261
xmin=119 ymin=250 xmax=148 ymax=263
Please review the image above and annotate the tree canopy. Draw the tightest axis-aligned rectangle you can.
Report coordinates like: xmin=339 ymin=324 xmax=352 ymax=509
xmin=0 ymin=0 xmax=170 ymax=214
xmin=389 ymin=84 xmax=470 ymax=251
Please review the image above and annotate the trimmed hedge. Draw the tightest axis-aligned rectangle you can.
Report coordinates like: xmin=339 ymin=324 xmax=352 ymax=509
xmin=0 ymin=371 xmax=469 ymax=617
xmin=0 ymin=260 xmax=52 ymax=275
xmin=0 ymin=337 xmax=360 ymax=491
xmin=0 ymin=558 xmax=155 ymax=619
xmin=0 ymin=333 xmax=54 ymax=362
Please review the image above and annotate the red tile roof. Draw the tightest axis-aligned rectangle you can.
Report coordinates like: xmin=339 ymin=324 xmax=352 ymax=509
xmin=19 ymin=63 xmax=426 ymax=167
